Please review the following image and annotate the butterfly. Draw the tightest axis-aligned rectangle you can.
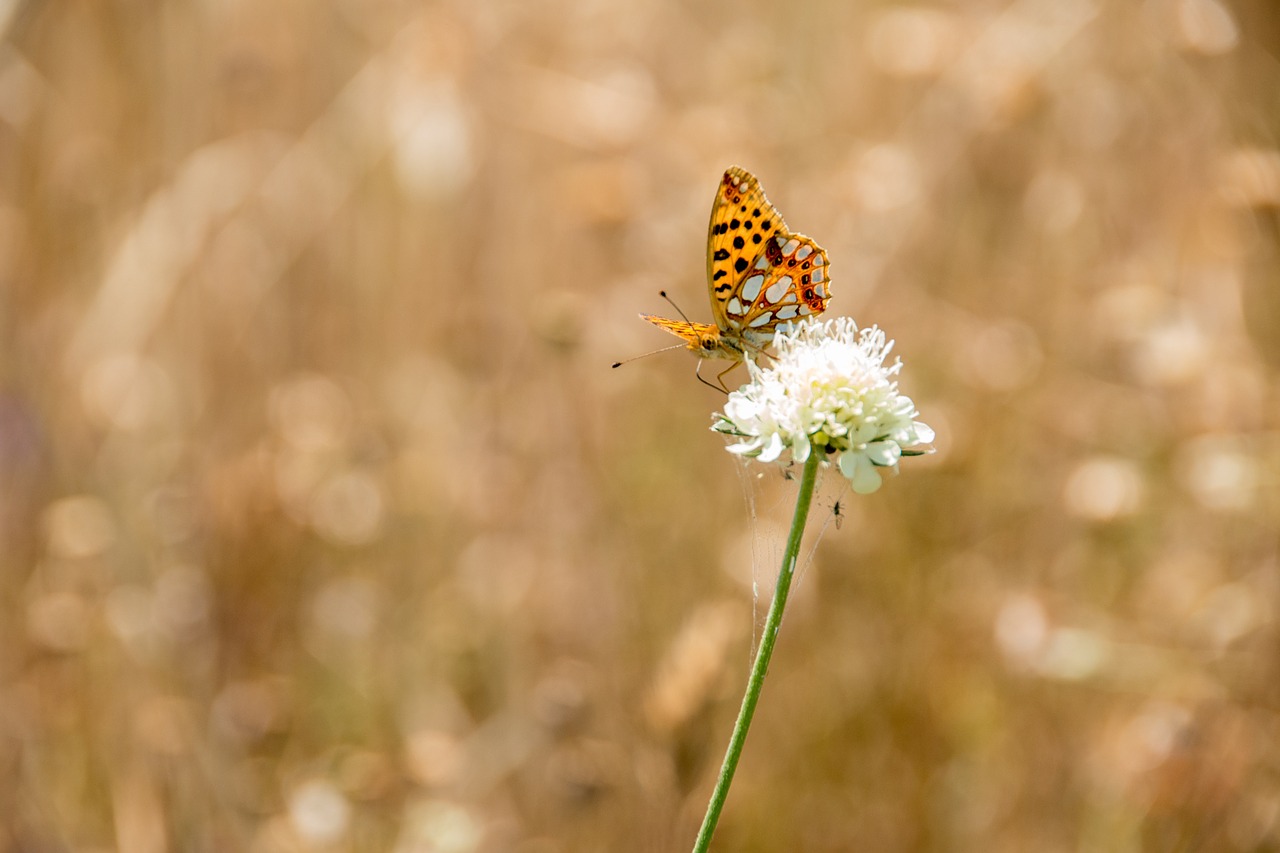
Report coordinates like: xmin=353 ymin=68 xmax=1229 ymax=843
xmin=641 ymin=166 xmax=831 ymax=389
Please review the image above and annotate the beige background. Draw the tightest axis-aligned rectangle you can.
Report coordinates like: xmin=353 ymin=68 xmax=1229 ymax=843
xmin=3 ymin=0 xmax=1280 ymax=850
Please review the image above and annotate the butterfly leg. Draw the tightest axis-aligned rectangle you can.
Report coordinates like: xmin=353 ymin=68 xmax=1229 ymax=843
xmin=694 ymin=360 xmax=730 ymax=395
xmin=714 ymin=362 xmax=741 ymax=393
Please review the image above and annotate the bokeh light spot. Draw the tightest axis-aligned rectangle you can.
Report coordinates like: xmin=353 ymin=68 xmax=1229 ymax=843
xmin=43 ymin=494 xmax=117 ymax=559
xmin=1063 ymin=456 xmax=1145 ymax=521
xmin=396 ymin=799 xmax=482 ymax=853
xmin=852 ymin=144 xmax=921 ymax=212
xmin=311 ymin=575 xmax=381 ymax=641
xmin=1037 ymin=628 xmax=1108 ymax=680
xmin=310 ymin=470 xmax=386 ymax=546
xmin=1130 ymin=316 xmax=1210 ymax=386
xmin=867 ymin=8 xmax=959 ymax=78
xmin=270 ymin=374 xmax=352 ymax=453
xmin=405 ymin=730 xmax=464 ymax=788
xmin=1175 ymin=0 xmax=1239 ymax=55
xmin=994 ymin=593 xmax=1048 ymax=668
xmin=390 ymin=82 xmax=474 ymax=199
xmin=288 ymin=779 xmax=351 ymax=845
xmin=1216 ymin=147 xmax=1280 ymax=208
xmin=959 ymin=320 xmax=1042 ymax=392
xmin=1174 ymin=435 xmax=1257 ymax=512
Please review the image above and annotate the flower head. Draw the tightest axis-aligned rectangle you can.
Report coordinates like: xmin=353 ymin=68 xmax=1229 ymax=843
xmin=712 ymin=318 xmax=934 ymax=494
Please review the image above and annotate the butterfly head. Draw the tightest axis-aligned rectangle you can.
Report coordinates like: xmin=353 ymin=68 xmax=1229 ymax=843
xmin=692 ymin=326 xmax=724 ymax=356
xmin=641 ymin=314 xmax=743 ymax=360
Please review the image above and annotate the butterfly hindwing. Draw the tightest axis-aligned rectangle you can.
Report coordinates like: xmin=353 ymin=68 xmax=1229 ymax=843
xmin=726 ymin=232 xmax=831 ymax=347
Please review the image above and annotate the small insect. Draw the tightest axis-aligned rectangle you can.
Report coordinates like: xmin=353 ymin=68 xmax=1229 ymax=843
xmin=614 ymin=167 xmax=832 ymax=391
xmin=832 ymin=499 xmax=843 ymax=529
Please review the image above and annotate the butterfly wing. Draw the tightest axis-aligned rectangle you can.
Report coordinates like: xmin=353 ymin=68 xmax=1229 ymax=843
xmin=706 ymin=167 xmax=788 ymax=331
xmin=641 ymin=315 xmax=713 ymax=346
xmin=729 ymin=232 xmax=831 ymax=348
xmin=705 ymin=167 xmax=832 ymax=346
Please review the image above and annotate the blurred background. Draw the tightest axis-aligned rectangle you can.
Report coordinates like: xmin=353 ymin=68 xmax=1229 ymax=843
xmin=3 ymin=0 xmax=1280 ymax=850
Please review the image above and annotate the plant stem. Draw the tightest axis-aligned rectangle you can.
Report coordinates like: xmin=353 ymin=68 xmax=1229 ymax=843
xmin=691 ymin=448 xmax=822 ymax=852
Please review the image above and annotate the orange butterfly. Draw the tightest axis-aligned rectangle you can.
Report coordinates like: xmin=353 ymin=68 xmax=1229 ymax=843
xmin=642 ymin=166 xmax=831 ymax=388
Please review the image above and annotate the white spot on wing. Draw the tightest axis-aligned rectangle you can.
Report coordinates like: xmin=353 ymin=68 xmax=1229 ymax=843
xmin=799 ymin=304 xmax=813 ymax=315
xmin=775 ymin=305 xmax=799 ymax=320
xmin=726 ymin=297 xmax=745 ymax=315
xmin=754 ymin=255 xmax=770 ymax=270
xmin=782 ymin=238 xmax=800 ymax=255
xmin=748 ymin=311 xmax=774 ymax=328
xmin=813 ymin=255 xmax=824 ymax=266
xmin=796 ymin=245 xmax=813 ymax=261
xmin=812 ymin=268 xmax=824 ymax=283
xmin=741 ymin=274 xmax=765 ymax=303
xmin=765 ymin=276 xmax=792 ymax=304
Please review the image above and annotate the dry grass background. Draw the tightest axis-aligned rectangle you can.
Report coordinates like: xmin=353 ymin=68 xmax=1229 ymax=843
xmin=3 ymin=0 xmax=1280 ymax=850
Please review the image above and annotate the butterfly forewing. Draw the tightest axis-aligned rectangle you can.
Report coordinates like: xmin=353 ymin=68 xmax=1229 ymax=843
xmin=641 ymin=315 xmax=718 ymax=348
xmin=705 ymin=167 xmax=790 ymax=332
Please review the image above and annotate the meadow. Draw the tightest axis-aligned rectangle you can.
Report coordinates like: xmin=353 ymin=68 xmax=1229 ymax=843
xmin=2 ymin=0 xmax=1280 ymax=850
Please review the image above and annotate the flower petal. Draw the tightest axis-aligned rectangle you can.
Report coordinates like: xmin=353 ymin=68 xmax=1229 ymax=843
xmin=758 ymin=431 xmax=785 ymax=463
xmin=838 ymin=450 xmax=859 ymax=480
xmin=851 ymin=459 xmax=884 ymax=494
xmin=865 ymin=440 xmax=902 ymax=467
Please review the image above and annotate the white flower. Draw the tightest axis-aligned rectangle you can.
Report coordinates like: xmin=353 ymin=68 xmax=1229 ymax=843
xmin=712 ymin=318 xmax=934 ymax=494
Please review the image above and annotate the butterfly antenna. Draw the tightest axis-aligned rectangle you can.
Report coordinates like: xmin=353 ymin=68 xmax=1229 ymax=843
xmin=659 ymin=290 xmax=697 ymax=326
xmin=611 ymin=342 xmax=687 ymax=369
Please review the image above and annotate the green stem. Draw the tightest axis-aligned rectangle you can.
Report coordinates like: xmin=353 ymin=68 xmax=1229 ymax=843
xmin=691 ymin=447 xmax=822 ymax=852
